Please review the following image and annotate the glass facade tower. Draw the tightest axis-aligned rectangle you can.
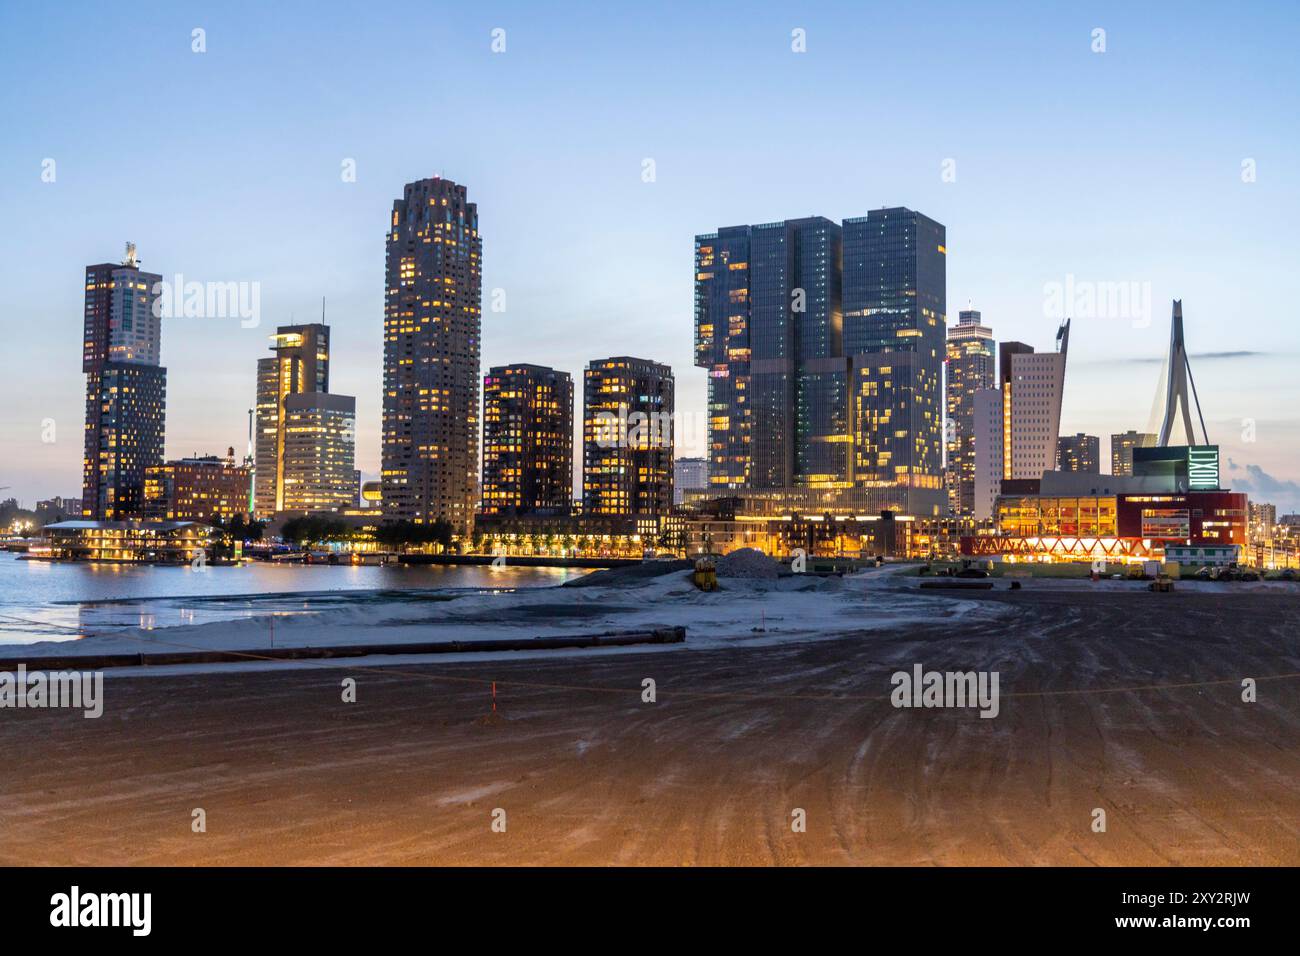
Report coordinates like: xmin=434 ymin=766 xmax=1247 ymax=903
xmin=694 ymin=208 xmax=946 ymax=513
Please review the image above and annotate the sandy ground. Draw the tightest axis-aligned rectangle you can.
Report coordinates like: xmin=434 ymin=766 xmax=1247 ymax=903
xmin=0 ymin=585 xmax=1297 ymax=866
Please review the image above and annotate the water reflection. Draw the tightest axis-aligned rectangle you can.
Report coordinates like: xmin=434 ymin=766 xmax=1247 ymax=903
xmin=0 ymin=554 xmax=590 ymax=646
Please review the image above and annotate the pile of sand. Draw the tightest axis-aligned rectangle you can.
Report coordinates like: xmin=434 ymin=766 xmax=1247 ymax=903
xmin=562 ymin=560 xmax=692 ymax=588
xmin=715 ymin=548 xmax=782 ymax=579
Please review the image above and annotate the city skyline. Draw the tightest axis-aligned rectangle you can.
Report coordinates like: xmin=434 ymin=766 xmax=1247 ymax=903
xmin=2 ymin=2 xmax=1299 ymax=510
xmin=1 ymin=0 xmax=1297 ymax=890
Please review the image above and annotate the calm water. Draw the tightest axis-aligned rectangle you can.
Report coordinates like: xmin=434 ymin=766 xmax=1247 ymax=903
xmin=0 ymin=553 xmax=588 ymax=645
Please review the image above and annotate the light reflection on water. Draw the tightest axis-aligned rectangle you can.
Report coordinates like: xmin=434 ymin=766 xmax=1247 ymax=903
xmin=0 ymin=554 xmax=589 ymax=645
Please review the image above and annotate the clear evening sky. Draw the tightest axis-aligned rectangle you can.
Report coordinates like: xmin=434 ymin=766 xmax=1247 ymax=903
xmin=1 ymin=1 xmax=1298 ymax=509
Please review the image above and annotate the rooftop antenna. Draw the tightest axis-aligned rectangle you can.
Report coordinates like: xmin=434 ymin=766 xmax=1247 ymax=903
xmin=123 ymin=241 xmax=139 ymax=267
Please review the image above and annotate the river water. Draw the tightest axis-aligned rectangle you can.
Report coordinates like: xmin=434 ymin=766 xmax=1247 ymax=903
xmin=0 ymin=553 xmax=588 ymax=645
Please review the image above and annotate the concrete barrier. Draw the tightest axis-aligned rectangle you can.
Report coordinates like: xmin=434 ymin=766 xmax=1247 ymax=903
xmin=4 ymin=626 xmax=687 ymax=671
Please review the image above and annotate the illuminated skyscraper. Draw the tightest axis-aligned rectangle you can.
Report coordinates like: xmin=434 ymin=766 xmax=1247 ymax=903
xmin=945 ymin=309 xmax=996 ymax=516
xmin=253 ymin=323 xmax=330 ymax=517
xmin=82 ymin=244 xmax=166 ymax=520
xmin=481 ymin=364 xmax=573 ymax=516
xmin=381 ymin=177 xmax=482 ymax=536
xmin=583 ymin=357 xmax=674 ymax=517
xmin=693 ymin=227 xmax=753 ymax=490
xmin=694 ymin=218 xmax=845 ymax=490
xmin=280 ymin=393 xmax=356 ymax=512
xmin=843 ymin=208 xmax=947 ymax=512
xmin=694 ymin=208 xmax=947 ymax=515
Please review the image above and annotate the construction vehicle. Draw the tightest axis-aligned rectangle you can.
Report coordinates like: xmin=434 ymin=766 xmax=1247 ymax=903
xmin=691 ymin=557 xmax=718 ymax=591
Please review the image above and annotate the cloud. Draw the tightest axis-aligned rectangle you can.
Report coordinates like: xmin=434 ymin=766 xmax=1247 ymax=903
xmin=1231 ymin=463 xmax=1300 ymax=511
xmin=1082 ymin=350 xmax=1267 ymax=367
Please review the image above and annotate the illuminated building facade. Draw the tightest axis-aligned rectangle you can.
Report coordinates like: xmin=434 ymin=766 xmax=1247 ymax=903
xmin=254 ymin=323 xmax=330 ymax=517
xmin=693 ymin=225 xmax=755 ymax=490
xmin=1111 ymin=430 xmax=1156 ymax=476
xmin=693 ymin=208 xmax=946 ymax=515
xmin=583 ymin=357 xmax=674 ymax=517
xmin=843 ymin=209 xmax=947 ymax=511
xmin=145 ymin=452 xmax=250 ymax=521
xmin=945 ymin=309 xmax=995 ymax=515
xmin=1248 ymin=501 xmax=1276 ymax=545
xmin=82 ymin=246 xmax=166 ymax=520
xmin=1056 ymin=433 xmax=1100 ymax=473
xmin=481 ymin=364 xmax=573 ymax=516
xmin=280 ymin=393 xmax=356 ymax=513
xmin=962 ymin=445 xmax=1248 ymax=563
xmin=694 ymin=217 xmax=846 ymax=489
xmin=381 ymin=177 xmax=482 ymax=536
xmin=42 ymin=520 xmax=215 ymax=564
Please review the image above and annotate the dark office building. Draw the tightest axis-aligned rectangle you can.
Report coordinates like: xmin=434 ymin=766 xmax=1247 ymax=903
xmin=482 ymin=364 xmax=574 ymax=516
xmin=1057 ymin=433 xmax=1101 ymax=474
xmin=694 ymin=208 xmax=946 ymax=514
xmin=82 ymin=246 xmax=166 ymax=520
xmin=381 ymin=177 xmax=483 ymax=535
xmin=583 ymin=357 xmax=674 ymax=517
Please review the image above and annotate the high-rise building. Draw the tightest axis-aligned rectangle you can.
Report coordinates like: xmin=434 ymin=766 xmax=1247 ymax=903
xmin=945 ymin=309 xmax=995 ymax=515
xmin=254 ymin=324 xmax=330 ymax=517
xmin=843 ymin=209 xmax=947 ymax=506
xmin=82 ymin=244 xmax=166 ymax=520
xmin=145 ymin=451 xmax=251 ymax=521
xmin=1111 ymin=430 xmax=1157 ymax=476
xmin=1248 ymin=501 xmax=1276 ymax=545
xmin=583 ymin=357 xmax=674 ymax=517
xmin=280 ymin=393 xmax=356 ymax=513
xmin=381 ymin=177 xmax=483 ymax=536
xmin=1057 ymin=433 xmax=1101 ymax=473
xmin=673 ymin=457 xmax=708 ymax=504
xmin=694 ymin=218 xmax=845 ymax=491
xmin=1002 ymin=322 xmax=1070 ymax=480
xmin=481 ymin=364 xmax=573 ymax=516
xmin=693 ymin=207 xmax=946 ymax=515
xmin=972 ymin=387 xmax=1004 ymax=520
xmin=694 ymin=226 xmax=754 ymax=491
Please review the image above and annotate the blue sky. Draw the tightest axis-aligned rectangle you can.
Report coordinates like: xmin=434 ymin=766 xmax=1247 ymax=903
xmin=1 ymin=0 xmax=1298 ymax=509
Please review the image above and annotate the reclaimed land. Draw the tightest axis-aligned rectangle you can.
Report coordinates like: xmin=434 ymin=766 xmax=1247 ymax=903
xmin=1 ymin=586 xmax=1296 ymax=865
